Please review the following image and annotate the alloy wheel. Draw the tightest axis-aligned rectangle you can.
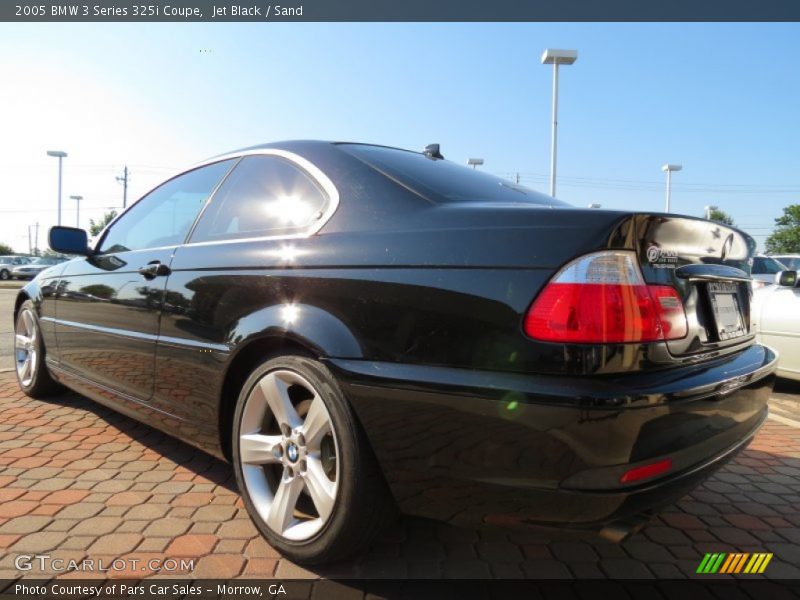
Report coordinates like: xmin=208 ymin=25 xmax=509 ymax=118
xmin=15 ymin=309 xmax=38 ymax=387
xmin=238 ymin=369 xmax=339 ymax=541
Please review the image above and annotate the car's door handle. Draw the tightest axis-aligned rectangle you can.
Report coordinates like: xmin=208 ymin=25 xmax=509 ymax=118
xmin=137 ymin=261 xmax=171 ymax=280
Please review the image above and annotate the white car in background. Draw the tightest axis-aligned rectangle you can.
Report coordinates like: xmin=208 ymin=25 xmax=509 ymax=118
xmin=752 ymin=269 xmax=800 ymax=381
xmin=751 ymin=255 xmax=788 ymax=287
xmin=772 ymin=254 xmax=800 ymax=271
xmin=0 ymin=255 xmax=32 ymax=280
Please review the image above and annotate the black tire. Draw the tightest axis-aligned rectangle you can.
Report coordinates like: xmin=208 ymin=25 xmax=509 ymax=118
xmin=15 ymin=300 xmax=62 ymax=398
xmin=0 ymin=269 xmax=9 ymax=280
xmin=232 ymin=355 xmax=396 ymax=564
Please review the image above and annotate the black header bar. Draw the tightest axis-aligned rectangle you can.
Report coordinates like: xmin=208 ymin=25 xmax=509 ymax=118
xmin=4 ymin=0 xmax=800 ymax=22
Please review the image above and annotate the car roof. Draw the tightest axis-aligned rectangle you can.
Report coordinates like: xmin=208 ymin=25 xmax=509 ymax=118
xmin=204 ymin=140 xmax=419 ymax=163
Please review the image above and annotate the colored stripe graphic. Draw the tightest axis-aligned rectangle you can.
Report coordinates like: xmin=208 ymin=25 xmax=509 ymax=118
xmin=696 ymin=553 xmax=713 ymax=573
xmin=698 ymin=552 xmax=773 ymax=574
xmin=726 ymin=553 xmax=749 ymax=573
xmin=757 ymin=553 xmax=773 ymax=573
xmin=720 ymin=553 xmax=738 ymax=573
xmin=697 ymin=553 xmax=726 ymax=573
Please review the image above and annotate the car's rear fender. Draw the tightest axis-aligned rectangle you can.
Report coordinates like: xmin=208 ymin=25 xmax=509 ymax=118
xmin=226 ymin=302 xmax=363 ymax=360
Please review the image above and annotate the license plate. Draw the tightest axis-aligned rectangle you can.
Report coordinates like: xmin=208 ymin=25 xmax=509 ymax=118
xmin=708 ymin=282 xmax=745 ymax=340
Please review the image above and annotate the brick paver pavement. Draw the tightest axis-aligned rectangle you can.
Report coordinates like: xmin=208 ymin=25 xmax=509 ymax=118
xmin=0 ymin=371 xmax=798 ymax=580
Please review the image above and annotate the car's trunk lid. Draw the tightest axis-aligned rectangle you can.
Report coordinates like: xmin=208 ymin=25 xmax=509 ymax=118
xmin=618 ymin=214 xmax=757 ymax=358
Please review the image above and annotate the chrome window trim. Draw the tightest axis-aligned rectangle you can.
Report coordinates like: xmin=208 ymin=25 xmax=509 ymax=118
xmin=93 ymin=157 xmax=239 ymax=255
xmin=95 ymin=148 xmax=340 ymax=253
xmin=184 ymin=148 xmax=340 ymax=246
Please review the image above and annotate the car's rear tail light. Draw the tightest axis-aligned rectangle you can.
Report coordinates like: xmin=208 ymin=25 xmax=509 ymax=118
xmin=619 ymin=458 xmax=673 ymax=484
xmin=524 ymin=251 xmax=688 ymax=343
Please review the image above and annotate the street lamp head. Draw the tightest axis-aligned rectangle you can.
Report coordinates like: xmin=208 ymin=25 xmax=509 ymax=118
xmin=467 ymin=158 xmax=484 ymax=166
xmin=541 ymin=49 xmax=578 ymax=65
xmin=69 ymin=195 xmax=83 ymax=201
xmin=662 ymin=164 xmax=682 ymax=173
xmin=47 ymin=150 xmax=68 ymax=158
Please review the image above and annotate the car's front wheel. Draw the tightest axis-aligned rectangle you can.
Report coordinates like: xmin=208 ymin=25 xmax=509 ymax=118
xmin=232 ymin=355 xmax=395 ymax=564
xmin=0 ymin=269 xmax=9 ymax=280
xmin=15 ymin=300 xmax=61 ymax=398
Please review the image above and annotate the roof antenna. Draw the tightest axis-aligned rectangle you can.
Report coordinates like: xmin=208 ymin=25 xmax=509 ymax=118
xmin=423 ymin=143 xmax=444 ymax=160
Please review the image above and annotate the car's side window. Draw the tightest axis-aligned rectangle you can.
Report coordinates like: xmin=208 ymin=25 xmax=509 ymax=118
xmin=753 ymin=257 xmax=783 ymax=275
xmin=188 ymin=155 xmax=330 ymax=243
xmin=98 ymin=160 xmax=236 ymax=254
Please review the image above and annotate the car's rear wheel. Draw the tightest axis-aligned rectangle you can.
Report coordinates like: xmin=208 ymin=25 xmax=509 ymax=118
xmin=0 ymin=269 xmax=9 ymax=280
xmin=232 ymin=355 xmax=395 ymax=564
xmin=15 ymin=300 xmax=61 ymax=398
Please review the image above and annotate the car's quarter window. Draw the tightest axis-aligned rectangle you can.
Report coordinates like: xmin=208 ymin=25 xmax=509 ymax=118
xmin=97 ymin=160 xmax=236 ymax=254
xmin=188 ymin=155 xmax=330 ymax=243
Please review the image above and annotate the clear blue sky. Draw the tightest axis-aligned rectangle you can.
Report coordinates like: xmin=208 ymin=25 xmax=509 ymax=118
xmin=1 ymin=22 xmax=799 ymax=251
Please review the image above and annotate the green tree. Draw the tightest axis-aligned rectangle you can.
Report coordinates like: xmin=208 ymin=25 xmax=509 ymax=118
xmin=0 ymin=243 xmax=14 ymax=255
xmin=707 ymin=208 xmax=735 ymax=226
xmin=88 ymin=210 xmax=118 ymax=236
xmin=765 ymin=204 xmax=800 ymax=254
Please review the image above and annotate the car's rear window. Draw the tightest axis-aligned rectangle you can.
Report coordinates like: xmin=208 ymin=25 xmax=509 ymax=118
xmin=340 ymin=144 xmax=568 ymax=207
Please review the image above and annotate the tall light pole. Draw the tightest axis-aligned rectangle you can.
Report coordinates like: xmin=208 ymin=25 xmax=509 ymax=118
xmin=661 ymin=163 xmax=682 ymax=213
xmin=47 ymin=150 xmax=68 ymax=226
xmin=541 ymin=49 xmax=578 ymax=198
xmin=70 ymin=195 xmax=83 ymax=228
xmin=467 ymin=158 xmax=484 ymax=170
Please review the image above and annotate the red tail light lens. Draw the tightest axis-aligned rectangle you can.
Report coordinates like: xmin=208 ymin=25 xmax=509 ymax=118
xmin=524 ymin=251 xmax=688 ymax=344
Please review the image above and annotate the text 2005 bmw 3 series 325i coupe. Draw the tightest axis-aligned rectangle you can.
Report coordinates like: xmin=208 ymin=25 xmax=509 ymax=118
xmin=15 ymin=141 xmax=775 ymax=564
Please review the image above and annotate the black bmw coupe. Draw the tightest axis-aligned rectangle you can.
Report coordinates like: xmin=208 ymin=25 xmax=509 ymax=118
xmin=15 ymin=141 xmax=775 ymax=564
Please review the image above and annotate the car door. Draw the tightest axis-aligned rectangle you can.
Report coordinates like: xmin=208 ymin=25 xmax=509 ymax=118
xmin=53 ymin=159 xmax=236 ymax=401
xmin=758 ymin=284 xmax=800 ymax=379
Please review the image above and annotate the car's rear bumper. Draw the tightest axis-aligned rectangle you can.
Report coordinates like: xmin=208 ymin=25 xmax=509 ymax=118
xmin=329 ymin=344 xmax=776 ymax=529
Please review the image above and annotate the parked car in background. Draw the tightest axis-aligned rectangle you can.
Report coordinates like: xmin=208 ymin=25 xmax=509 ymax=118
xmin=12 ymin=256 xmax=68 ymax=280
xmin=751 ymin=255 xmax=788 ymax=287
xmin=15 ymin=141 xmax=776 ymax=564
xmin=772 ymin=254 xmax=800 ymax=271
xmin=0 ymin=255 xmax=32 ymax=280
xmin=753 ymin=269 xmax=800 ymax=381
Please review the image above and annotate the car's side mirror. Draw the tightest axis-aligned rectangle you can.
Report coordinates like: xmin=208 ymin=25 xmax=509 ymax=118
xmin=775 ymin=270 xmax=797 ymax=287
xmin=49 ymin=226 xmax=91 ymax=256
